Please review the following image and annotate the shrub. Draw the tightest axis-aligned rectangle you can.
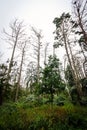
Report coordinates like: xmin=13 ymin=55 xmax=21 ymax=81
xmin=0 ymin=103 xmax=87 ymax=130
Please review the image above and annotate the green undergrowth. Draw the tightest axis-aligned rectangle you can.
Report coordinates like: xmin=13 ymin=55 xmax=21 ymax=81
xmin=0 ymin=102 xmax=87 ymax=130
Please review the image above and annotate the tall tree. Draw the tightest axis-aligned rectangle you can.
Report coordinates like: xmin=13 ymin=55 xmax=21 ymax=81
xmin=41 ymin=55 xmax=64 ymax=103
xmin=31 ymin=27 xmax=43 ymax=82
xmin=3 ymin=19 xmax=26 ymax=83
xmin=72 ymin=0 xmax=87 ymax=45
xmin=53 ymin=13 xmax=83 ymax=97
xmin=15 ymin=40 xmax=28 ymax=101
xmin=53 ymin=13 xmax=74 ymax=75
xmin=72 ymin=0 xmax=87 ymax=76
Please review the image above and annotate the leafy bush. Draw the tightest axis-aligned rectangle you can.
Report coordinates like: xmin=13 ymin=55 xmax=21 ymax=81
xmin=54 ymin=95 xmax=65 ymax=106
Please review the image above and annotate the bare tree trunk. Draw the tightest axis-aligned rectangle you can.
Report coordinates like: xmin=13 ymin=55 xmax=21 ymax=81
xmin=72 ymin=0 xmax=87 ymax=77
xmin=44 ymin=42 xmax=49 ymax=65
xmin=31 ymin=27 xmax=43 ymax=82
xmin=37 ymin=35 xmax=40 ymax=82
xmin=64 ymin=57 xmax=72 ymax=99
xmin=15 ymin=43 xmax=26 ymax=101
xmin=62 ymin=22 xmax=75 ymax=81
xmin=67 ymin=40 xmax=83 ymax=97
xmin=7 ymin=35 xmax=18 ymax=82
xmin=62 ymin=21 xmax=83 ymax=98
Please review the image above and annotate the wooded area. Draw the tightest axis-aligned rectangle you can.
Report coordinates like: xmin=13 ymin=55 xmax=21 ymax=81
xmin=0 ymin=0 xmax=87 ymax=130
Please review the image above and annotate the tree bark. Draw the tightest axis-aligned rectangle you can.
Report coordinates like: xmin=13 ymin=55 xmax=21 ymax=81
xmin=67 ymin=40 xmax=83 ymax=97
xmin=15 ymin=43 xmax=26 ymax=101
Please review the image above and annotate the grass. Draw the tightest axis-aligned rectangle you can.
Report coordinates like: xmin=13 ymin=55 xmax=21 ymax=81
xmin=0 ymin=101 xmax=87 ymax=130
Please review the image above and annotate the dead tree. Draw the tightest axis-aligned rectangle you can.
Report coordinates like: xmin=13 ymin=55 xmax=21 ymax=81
xmin=31 ymin=27 xmax=43 ymax=82
xmin=15 ymin=41 xmax=27 ymax=101
xmin=72 ymin=0 xmax=87 ymax=76
xmin=44 ymin=42 xmax=49 ymax=65
xmin=3 ymin=19 xmax=26 ymax=83
xmin=72 ymin=0 xmax=87 ymax=45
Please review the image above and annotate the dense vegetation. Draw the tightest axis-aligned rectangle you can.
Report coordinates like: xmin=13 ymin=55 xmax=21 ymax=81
xmin=0 ymin=99 xmax=87 ymax=130
xmin=0 ymin=0 xmax=87 ymax=129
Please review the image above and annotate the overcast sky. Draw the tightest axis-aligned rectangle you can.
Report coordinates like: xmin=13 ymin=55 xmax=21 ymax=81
xmin=0 ymin=0 xmax=71 ymax=62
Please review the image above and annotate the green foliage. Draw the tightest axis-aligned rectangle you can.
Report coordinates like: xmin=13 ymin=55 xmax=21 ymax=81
xmin=0 ymin=102 xmax=87 ymax=130
xmin=70 ymin=86 xmax=80 ymax=105
xmin=81 ymin=78 xmax=87 ymax=89
xmin=39 ymin=55 xmax=65 ymax=103
xmin=53 ymin=13 xmax=71 ymax=29
xmin=53 ymin=13 xmax=71 ymax=48
xmin=54 ymin=95 xmax=65 ymax=106
xmin=0 ymin=64 xmax=12 ymax=105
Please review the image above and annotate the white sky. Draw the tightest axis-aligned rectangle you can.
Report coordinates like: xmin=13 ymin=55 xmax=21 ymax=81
xmin=0 ymin=0 xmax=71 ymax=62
